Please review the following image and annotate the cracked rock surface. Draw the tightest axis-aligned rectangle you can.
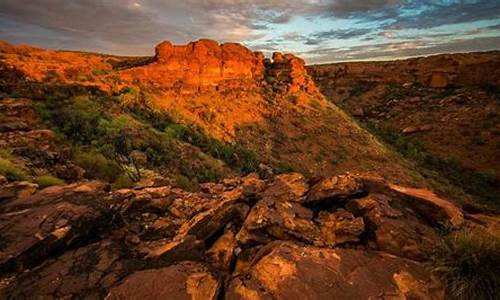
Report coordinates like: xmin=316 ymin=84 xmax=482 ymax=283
xmin=0 ymin=172 xmax=479 ymax=299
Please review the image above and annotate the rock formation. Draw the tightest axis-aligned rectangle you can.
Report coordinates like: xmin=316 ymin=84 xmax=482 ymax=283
xmin=0 ymin=168 xmax=485 ymax=299
xmin=0 ymin=39 xmax=499 ymax=299
xmin=120 ymin=39 xmax=264 ymax=91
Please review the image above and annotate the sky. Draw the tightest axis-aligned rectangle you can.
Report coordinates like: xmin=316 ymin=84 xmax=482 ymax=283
xmin=0 ymin=1 xmax=499 ymax=64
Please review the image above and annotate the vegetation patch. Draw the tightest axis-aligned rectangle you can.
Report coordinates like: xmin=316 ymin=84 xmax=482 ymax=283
xmin=34 ymin=175 xmax=65 ymax=188
xmin=429 ymin=229 xmax=500 ymax=299
xmin=0 ymin=157 xmax=28 ymax=182
xmin=366 ymin=122 xmax=499 ymax=206
xmin=349 ymin=80 xmax=376 ymax=97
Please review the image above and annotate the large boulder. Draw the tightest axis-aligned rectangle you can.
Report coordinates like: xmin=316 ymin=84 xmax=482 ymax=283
xmin=261 ymin=173 xmax=309 ymax=202
xmin=106 ymin=261 xmax=221 ymax=300
xmin=226 ymin=242 xmax=443 ymax=300
xmin=346 ymin=193 xmax=442 ymax=260
xmin=236 ymin=196 xmax=320 ymax=247
xmin=361 ymin=176 xmax=464 ymax=228
xmin=306 ymin=174 xmax=364 ymax=204
xmin=0 ymin=240 xmax=127 ymax=299
xmin=0 ymin=181 xmax=112 ymax=272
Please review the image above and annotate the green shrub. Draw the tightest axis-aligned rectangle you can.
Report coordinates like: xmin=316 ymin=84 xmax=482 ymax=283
xmin=112 ymin=175 xmax=134 ymax=189
xmin=173 ymin=174 xmax=198 ymax=191
xmin=429 ymin=229 xmax=500 ymax=299
xmin=275 ymin=162 xmax=295 ymax=174
xmin=38 ymin=96 xmax=103 ymax=144
xmin=92 ymin=69 xmax=110 ymax=76
xmin=164 ymin=123 xmax=261 ymax=174
xmin=0 ymin=158 xmax=28 ymax=181
xmin=34 ymin=175 xmax=65 ymax=188
xmin=74 ymin=151 xmax=122 ymax=182
xmin=0 ymin=148 xmax=13 ymax=160
xmin=234 ymin=147 xmax=260 ymax=173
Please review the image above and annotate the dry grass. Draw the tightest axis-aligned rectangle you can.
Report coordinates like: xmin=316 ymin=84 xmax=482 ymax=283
xmin=429 ymin=229 xmax=500 ymax=299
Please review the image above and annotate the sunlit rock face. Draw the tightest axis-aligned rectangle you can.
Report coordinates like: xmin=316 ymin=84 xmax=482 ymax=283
xmin=118 ymin=39 xmax=264 ymax=92
xmin=119 ymin=39 xmax=318 ymax=95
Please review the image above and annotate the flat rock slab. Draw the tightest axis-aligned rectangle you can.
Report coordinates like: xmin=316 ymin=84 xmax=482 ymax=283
xmin=0 ymin=181 xmax=112 ymax=272
xmin=106 ymin=261 xmax=220 ymax=300
xmin=0 ymin=240 xmax=127 ymax=299
xmin=226 ymin=242 xmax=443 ymax=300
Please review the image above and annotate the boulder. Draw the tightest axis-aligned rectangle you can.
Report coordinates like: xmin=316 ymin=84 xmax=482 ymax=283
xmin=175 ymin=188 xmax=249 ymax=242
xmin=0 ymin=181 xmax=111 ymax=272
xmin=361 ymin=176 xmax=464 ymax=228
xmin=306 ymin=174 xmax=364 ymax=204
xmin=236 ymin=197 xmax=320 ymax=247
xmin=262 ymin=173 xmax=309 ymax=202
xmin=226 ymin=242 xmax=443 ymax=300
xmin=207 ymin=229 xmax=238 ymax=271
xmin=0 ymin=181 xmax=38 ymax=201
xmin=346 ymin=194 xmax=442 ymax=260
xmin=107 ymin=262 xmax=221 ymax=300
xmin=316 ymin=209 xmax=365 ymax=246
xmin=145 ymin=235 xmax=205 ymax=266
xmin=388 ymin=183 xmax=464 ymax=228
xmin=0 ymin=240 xmax=127 ymax=299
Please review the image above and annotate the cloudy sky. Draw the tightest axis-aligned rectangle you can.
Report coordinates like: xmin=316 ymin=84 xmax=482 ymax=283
xmin=1 ymin=0 xmax=499 ymax=63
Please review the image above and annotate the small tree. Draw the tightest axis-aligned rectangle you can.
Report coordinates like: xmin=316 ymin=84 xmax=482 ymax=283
xmin=108 ymin=130 xmax=146 ymax=182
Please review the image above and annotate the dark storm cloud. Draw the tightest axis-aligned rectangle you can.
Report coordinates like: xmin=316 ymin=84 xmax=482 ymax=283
xmin=384 ymin=0 xmax=500 ymax=30
xmin=305 ymin=28 xmax=374 ymax=45
xmin=0 ymin=0 xmax=499 ymax=60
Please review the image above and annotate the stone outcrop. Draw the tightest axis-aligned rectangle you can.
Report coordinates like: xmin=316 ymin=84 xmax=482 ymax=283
xmin=120 ymin=39 xmax=265 ymax=91
xmin=226 ymin=242 xmax=443 ymax=300
xmin=107 ymin=262 xmax=221 ymax=300
xmin=0 ymin=170 xmax=471 ymax=298
xmin=119 ymin=39 xmax=318 ymax=96
xmin=267 ymin=52 xmax=318 ymax=94
xmin=0 ymin=181 xmax=111 ymax=273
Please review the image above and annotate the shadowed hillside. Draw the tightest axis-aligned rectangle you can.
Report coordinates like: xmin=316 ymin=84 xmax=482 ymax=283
xmin=308 ymin=52 xmax=500 ymax=206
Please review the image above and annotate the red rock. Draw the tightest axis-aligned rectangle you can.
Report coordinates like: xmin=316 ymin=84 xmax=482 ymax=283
xmin=107 ymin=261 xmax=221 ymax=300
xmin=316 ymin=209 xmax=365 ymax=246
xmin=226 ymin=242 xmax=443 ymax=300
xmin=429 ymin=71 xmax=449 ymax=88
xmin=0 ymin=240 xmax=127 ymax=299
xmin=388 ymin=183 xmax=464 ymax=228
xmin=346 ymin=193 xmax=442 ymax=260
xmin=262 ymin=173 xmax=309 ymax=202
xmin=125 ymin=39 xmax=265 ymax=91
xmin=207 ymin=229 xmax=238 ymax=271
xmin=306 ymin=174 xmax=364 ymax=204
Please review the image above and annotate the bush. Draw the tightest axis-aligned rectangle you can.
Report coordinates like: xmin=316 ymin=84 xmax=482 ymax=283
xmin=74 ymin=151 xmax=122 ymax=182
xmin=429 ymin=229 xmax=500 ymax=299
xmin=92 ymin=69 xmax=109 ymax=76
xmin=0 ymin=158 xmax=28 ymax=181
xmin=164 ymin=123 xmax=261 ymax=174
xmin=173 ymin=174 xmax=198 ymax=191
xmin=112 ymin=175 xmax=134 ymax=189
xmin=38 ymin=96 xmax=103 ymax=144
xmin=34 ymin=175 xmax=65 ymax=188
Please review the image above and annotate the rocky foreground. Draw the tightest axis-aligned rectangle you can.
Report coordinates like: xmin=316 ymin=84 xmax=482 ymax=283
xmin=2 ymin=166 xmax=497 ymax=299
